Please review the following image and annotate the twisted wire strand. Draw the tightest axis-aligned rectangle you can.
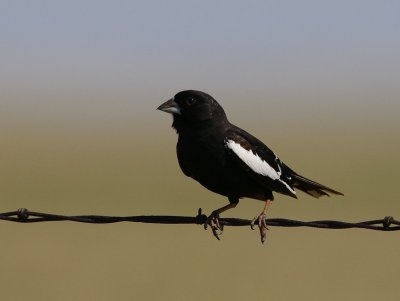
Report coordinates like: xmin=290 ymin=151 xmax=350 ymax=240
xmin=0 ymin=208 xmax=399 ymax=231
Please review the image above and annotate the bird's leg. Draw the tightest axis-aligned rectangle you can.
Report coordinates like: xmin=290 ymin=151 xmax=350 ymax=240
xmin=251 ymin=200 xmax=272 ymax=244
xmin=204 ymin=202 xmax=237 ymax=240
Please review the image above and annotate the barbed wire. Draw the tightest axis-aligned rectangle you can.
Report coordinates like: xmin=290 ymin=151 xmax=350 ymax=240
xmin=0 ymin=208 xmax=399 ymax=231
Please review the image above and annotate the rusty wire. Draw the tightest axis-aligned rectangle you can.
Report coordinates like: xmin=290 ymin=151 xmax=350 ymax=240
xmin=0 ymin=208 xmax=399 ymax=231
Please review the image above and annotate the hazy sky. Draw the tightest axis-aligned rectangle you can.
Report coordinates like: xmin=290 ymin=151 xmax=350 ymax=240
xmin=1 ymin=0 xmax=399 ymax=128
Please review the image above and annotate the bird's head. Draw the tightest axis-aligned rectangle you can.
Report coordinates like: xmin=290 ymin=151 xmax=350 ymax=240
xmin=157 ymin=90 xmax=227 ymax=132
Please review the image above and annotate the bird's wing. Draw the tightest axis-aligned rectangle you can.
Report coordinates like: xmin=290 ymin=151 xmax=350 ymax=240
xmin=224 ymin=128 xmax=297 ymax=198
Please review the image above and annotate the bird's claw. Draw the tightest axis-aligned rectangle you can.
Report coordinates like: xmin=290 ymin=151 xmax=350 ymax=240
xmin=251 ymin=214 xmax=269 ymax=244
xmin=204 ymin=212 xmax=223 ymax=240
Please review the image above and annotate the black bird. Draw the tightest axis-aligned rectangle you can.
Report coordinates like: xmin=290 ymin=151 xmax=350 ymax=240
xmin=158 ymin=90 xmax=343 ymax=243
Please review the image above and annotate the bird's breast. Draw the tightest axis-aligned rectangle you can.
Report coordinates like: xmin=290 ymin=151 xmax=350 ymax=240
xmin=176 ymin=134 xmax=225 ymax=178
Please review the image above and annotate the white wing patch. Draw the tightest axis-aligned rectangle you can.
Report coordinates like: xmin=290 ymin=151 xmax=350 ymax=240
xmin=226 ymin=140 xmax=280 ymax=179
xmin=225 ymin=139 xmax=296 ymax=195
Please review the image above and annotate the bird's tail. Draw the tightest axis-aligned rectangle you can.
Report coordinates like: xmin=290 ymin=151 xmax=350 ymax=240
xmin=291 ymin=173 xmax=344 ymax=198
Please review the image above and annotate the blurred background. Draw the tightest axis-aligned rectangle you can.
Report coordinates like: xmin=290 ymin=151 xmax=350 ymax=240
xmin=1 ymin=0 xmax=399 ymax=300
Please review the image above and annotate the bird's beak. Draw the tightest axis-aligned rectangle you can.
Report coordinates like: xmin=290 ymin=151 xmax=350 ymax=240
xmin=157 ymin=98 xmax=181 ymax=115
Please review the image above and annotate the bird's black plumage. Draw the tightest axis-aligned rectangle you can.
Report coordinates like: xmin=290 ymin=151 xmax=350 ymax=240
xmin=158 ymin=90 xmax=343 ymax=242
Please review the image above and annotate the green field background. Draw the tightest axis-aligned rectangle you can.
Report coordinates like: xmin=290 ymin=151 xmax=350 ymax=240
xmin=1 ymin=95 xmax=399 ymax=300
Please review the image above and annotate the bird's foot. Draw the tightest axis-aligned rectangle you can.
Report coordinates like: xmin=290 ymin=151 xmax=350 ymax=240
xmin=204 ymin=211 xmax=224 ymax=240
xmin=251 ymin=213 xmax=269 ymax=244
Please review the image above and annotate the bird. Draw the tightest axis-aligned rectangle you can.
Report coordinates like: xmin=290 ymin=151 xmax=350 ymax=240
xmin=157 ymin=90 xmax=343 ymax=243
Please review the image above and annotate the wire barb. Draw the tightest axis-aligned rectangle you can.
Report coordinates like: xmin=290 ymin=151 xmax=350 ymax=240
xmin=0 ymin=208 xmax=399 ymax=231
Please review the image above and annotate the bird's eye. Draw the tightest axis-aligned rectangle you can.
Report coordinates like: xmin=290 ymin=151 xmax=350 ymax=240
xmin=186 ymin=97 xmax=197 ymax=106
